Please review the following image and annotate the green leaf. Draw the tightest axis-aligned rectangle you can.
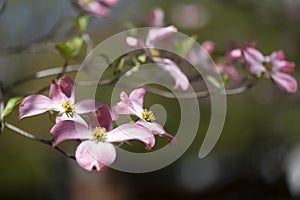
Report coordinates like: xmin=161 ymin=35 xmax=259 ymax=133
xmin=55 ymin=43 xmax=72 ymax=60
xmin=55 ymin=36 xmax=84 ymax=60
xmin=125 ymin=22 xmax=138 ymax=37
xmin=1 ymin=97 xmax=23 ymax=121
xmin=206 ymin=75 xmax=222 ymax=88
xmin=222 ymin=73 xmax=230 ymax=86
xmin=66 ymin=36 xmax=84 ymax=57
xmin=117 ymin=57 xmax=125 ymax=71
xmin=180 ymin=35 xmax=197 ymax=55
xmin=132 ymin=56 xmax=141 ymax=66
xmin=74 ymin=14 xmax=89 ymax=32
xmin=137 ymin=54 xmax=147 ymax=63
xmin=174 ymin=35 xmax=197 ymax=55
xmin=48 ymin=110 xmax=55 ymax=115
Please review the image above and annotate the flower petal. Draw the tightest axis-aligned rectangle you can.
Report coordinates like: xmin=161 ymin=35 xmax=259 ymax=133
xmin=119 ymin=91 xmax=130 ymax=103
xmin=129 ymin=88 xmax=146 ymax=112
xmin=75 ymin=141 xmax=116 ymax=171
xmin=50 ymin=120 xmax=91 ymax=147
xmin=202 ymin=41 xmax=215 ymax=54
xmin=185 ymin=47 xmax=213 ymax=73
xmin=49 ymin=76 xmax=75 ymax=104
xmin=126 ymin=36 xmax=139 ymax=47
xmin=147 ymin=8 xmax=165 ymax=27
xmin=101 ymin=0 xmax=118 ymax=6
xmin=75 ymin=99 xmax=105 ymax=114
xmin=242 ymin=47 xmax=266 ymax=74
xmin=269 ymin=50 xmax=285 ymax=61
xmin=88 ymin=106 xmax=113 ymax=131
xmin=271 ymin=60 xmax=295 ymax=73
xmin=145 ymin=26 xmax=177 ymax=47
xmin=136 ymin=119 xmax=176 ymax=144
xmin=271 ymin=72 xmax=298 ymax=94
xmin=227 ymin=48 xmax=242 ymax=60
xmin=153 ymin=57 xmax=189 ymax=90
xmin=59 ymin=76 xmax=75 ymax=101
xmin=221 ymin=63 xmax=240 ymax=81
xmin=77 ymin=0 xmax=110 ymax=16
xmin=114 ymin=91 xmax=141 ymax=116
xmin=49 ymin=80 xmax=64 ymax=105
xmin=56 ymin=113 xmax=88 ymax=127
xmin=19 ymin=95 xmax=58 ymax=120
xmin=106 ymin=123 xmax=155 ymax=149
xmin=278 ymin=61 xmax=295 ymax=73
xmin=267 ymin=51 xmax=295 ymax=73
xmin=114 ymin=101 xmax=134 ymax=116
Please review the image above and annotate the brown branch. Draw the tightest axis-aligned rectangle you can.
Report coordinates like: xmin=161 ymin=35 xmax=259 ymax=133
xmin=4 ymin=122 xmax=75 ymax=160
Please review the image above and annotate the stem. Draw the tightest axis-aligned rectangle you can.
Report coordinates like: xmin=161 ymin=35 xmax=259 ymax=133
xmin=4 ymin=122 xmax=75 ymax=160
xmin=143 ymin=81 xmax=254 ymax=99
xmin=82 ymin=33 xmax=93 ymax=55
xmin=56 ymin=60 xmax=69 ymax=79
xmin=5 ymin=65 xmax=80 ymax=96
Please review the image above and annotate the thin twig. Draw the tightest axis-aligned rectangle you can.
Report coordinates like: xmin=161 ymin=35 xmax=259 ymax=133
xmin=4 ymin=122 xmax=75 ymax=160
xmin=143 ymin=81 xmax=254 ymax=99
xmin=5 ymin=65 xmax=80 ymax=95
xmin=56 ymin=60 xmax=69 ymax=79
xmin=36 ymin=85 xmax=50 ymax=95
xmin=82 ymin=33 xmax=93 ymax=55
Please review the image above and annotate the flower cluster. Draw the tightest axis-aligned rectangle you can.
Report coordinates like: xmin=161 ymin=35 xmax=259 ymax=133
xmin=228 ymin=43 xmax=297 ymax=93
xmin=12 ymin=6 xmax=298 ymax=173
xmin=18 ymin=76 xmax=174 ymax=171
xmin=127 ymin=8 xmax=298 ymax=94
xmin=186 ymin=39 xmax=297 ymax=93
xmin=126 ymin=26 xmax=190 ymax=91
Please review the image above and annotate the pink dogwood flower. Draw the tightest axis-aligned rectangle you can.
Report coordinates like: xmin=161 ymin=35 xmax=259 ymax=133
xmin=51 ymin=106 xmax=155 ymax=171
xmin=185 ymin=41 xmax=216 ymax=71
xmin=186 ymin=41 xmax=240 ymax=82
xmin=76 ymin=0 xmax=118 ymax=16
xmin=202 ymin=41 xmax=215 ymax=54
xmin=19 ymin=75 xmax=104 ymax=124
xmin=126 ymin=26 xmax=189 ymax=91
xmin=114 ymin=88 xmax=176 ymax=143
xmin=228 ymin=45 xmax=297 ymax=93
xmin=185 ymin=40 xmax=215 ymax=63
xmin=266 ymin=50 xmax=297 ymax=93
xmin=215 ymin=62 xmax=240 ymax=81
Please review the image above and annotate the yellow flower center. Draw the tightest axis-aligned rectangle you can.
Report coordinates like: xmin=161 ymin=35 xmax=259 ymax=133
xmin=91 ymin=127 xmax=107 ymax=143
xmin=62 ymin=101 xmax=75 ymax=117
xmin=141 ymin=109 xmax=155 ymax=122
xmin=262 ymin=61 xmax=272 ymax=71
xmin=81 ymin=0 xmax=93 ymax=4
xmin=149 ymin=48 xmax=160 ymax=57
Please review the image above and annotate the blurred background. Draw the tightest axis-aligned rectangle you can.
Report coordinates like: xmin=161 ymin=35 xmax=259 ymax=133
xmin=1 ymin=0 xmax=300 ymax=199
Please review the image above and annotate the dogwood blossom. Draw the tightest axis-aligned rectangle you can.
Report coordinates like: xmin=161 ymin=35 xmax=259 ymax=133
xmin=114 ymin=88 xmax=176 ymax=143
xmin=187 ymin=41 xmax=240 ymax=82
xmin=51 ymin=106 xmax=155 ymax=171
xmin=19 ymin=75 xmax=104 ymax=125
xmin=215 ymin=62 xmax=240 ymax=81
xmin=126 ymin=26 xmax=189 ymax=91
xmin=228 ymin=45 xmax=297 ymax=93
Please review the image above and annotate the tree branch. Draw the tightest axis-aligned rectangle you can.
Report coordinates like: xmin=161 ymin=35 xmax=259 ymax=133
xmin=4 ymin=122 xmax=75 ymax=160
